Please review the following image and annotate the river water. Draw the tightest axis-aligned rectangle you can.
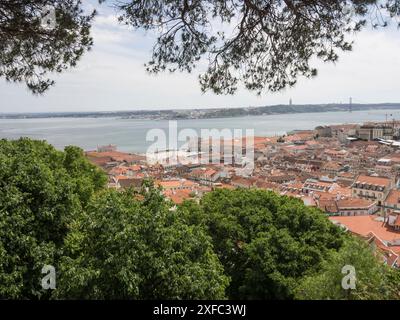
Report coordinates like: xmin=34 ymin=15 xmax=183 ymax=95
xmin=0 ymin=109 xmax=398 ymax=153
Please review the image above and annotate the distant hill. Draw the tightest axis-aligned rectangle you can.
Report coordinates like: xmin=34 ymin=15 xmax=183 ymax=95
xmin=2 ymin=103 xmax=400 ymax=120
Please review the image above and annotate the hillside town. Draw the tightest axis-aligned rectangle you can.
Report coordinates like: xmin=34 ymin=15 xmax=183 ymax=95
xmin=86 ymin=120 xmax=400 ymax=267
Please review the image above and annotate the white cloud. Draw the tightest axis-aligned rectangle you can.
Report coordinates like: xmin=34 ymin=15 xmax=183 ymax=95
xmin=0 ymin=19 xmax=400 ymax=113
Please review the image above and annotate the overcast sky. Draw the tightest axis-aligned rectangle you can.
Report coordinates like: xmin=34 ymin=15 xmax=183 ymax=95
xmin=1 ymin=3 xmax=400 ymax=113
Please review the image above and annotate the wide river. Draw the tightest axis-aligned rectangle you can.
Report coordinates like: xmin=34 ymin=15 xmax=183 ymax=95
xmin=1 ymin=109 xmax=399 ymax=153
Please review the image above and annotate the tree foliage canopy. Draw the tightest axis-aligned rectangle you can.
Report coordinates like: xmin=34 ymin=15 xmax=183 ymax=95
xmin=0 ymin=138 xmax=106 ymax=299
xmin=0 ymin=0 xmax=94 ymax=94
xmin=178 ymin=188 xmax=345 ymax=299
xmin=55 ymin=186 xmax=229 ymax=299
xmin=294 ymin=237 xmax=400 ymax=300
xmin=117 ymin=0 xmax=400 ymax=94
xmin=1 ymin=0 xmax=400 ymax=94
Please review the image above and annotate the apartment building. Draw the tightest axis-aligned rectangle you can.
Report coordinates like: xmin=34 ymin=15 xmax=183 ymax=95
xmin=351 ymin=175 xmax=393 ymax=202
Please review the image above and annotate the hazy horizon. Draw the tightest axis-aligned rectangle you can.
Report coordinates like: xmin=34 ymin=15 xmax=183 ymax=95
xmin=1 ymin=101 xmax=400 ymax=115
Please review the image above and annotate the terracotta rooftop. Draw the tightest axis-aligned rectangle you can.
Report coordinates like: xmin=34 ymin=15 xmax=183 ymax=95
xmin=215 ymin=183 xmax=235 ymax=190
xmin=354 ymin=175 xmax=391 ymax=187
xmin=329 ymin=185 xmax=352 ymax=198
xmin=231 ymin=176 xmax=255 ymax=186
xmin=337 ymin=172 xmax=355 ymax=178
xmin=336 ymin=198 xmax=375 ymax=209
xmin=86 ymin=155 xmax=113 ymax=166
xmin=115 ymin=175 xmax=129 ymax=181
xmin=329 ymin=215 xmax=400 ymax=243
xmin=385 ymin=189 xmax=400 ymax=206
xmin=322 ymin=162 xmax=342 ymax=170
xmin=365 ymin=233 xmax=399 ymax=267
xmin=109 ymin=167 xmax=128 ymax=175
xmin=156 ymin=180 xmax=196 ymax=189
xmin=318 ymin=199 xmax=338 ymax=213
xmin=164 ymin=189 xmax=193 ymax=204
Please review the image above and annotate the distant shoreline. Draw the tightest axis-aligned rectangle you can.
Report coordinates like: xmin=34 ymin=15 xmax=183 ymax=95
xmin=2 ymin=103 xmax=400 ymax=120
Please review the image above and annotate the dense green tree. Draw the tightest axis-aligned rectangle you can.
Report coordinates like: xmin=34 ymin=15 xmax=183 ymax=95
xmin=0 ymin=138 xmax=106 ymax=299
xmin=1 ymin=139 xmax=399 ymax=300
xmin=294 ymin=237 xmax=397 ymax=300
xmin=55 ymin=186 xmax=229 ymax=299
xmin=178 ymin=188 xmax=345 ymax=299
xmin=0 ymin=0 xmax=95 ymax=93
xmin=386 ymin=268 xmax=400 ymax=299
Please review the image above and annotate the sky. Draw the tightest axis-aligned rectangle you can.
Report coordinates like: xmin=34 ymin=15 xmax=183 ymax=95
xmin=1 ymin=2 xmax=400 ymax=113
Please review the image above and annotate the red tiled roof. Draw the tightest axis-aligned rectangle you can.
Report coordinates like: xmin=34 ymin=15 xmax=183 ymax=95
xmin=86 ymin=156 xmax=113 ymax=166
xmin=338 ymin=172 xmax=355 ymax=179
xmin=322 ymin=162 xmax=342 ymax=170
xmin=318 ymin=199 xmax=338 ymax=213
xmin=336 ymin=198 xmax=375 ymax=209
xmin=164 ymin=189 xmax=193 ymax=204
xmin=110 ymin=167 xmax=128 ymax=175
xmin=115 ymin=175 xmax=129 ymax=181
xmin=329 ymin=215 xmax=400 ymax=243
xmin=365 ymin=233 xmax=399 ymax=267
xmin=329 ymin=185 xmax=352 ymax=198
xmin=354 ymin=175 xmax=391 ymax=187
xmin=215 ymin=183 xmax=235 ymax=190
xmin=385 ymin=189 xmax=400 ymax=206
xmin=157 ymin=180 xmax=185 ymax=188
xmin=231 ymin=176 xmax=255 ymax=187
